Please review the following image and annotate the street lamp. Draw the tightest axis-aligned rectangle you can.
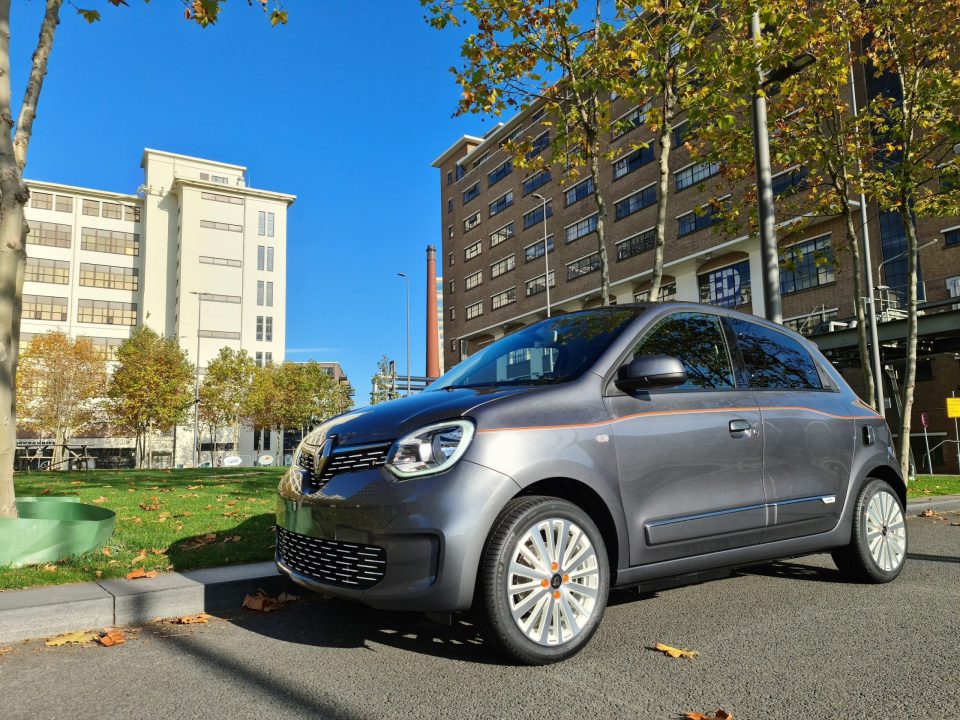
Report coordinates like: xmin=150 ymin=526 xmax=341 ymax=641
xmin=397 ymin=272 xmax=411 ymax=396
xmin=188 ymin=291 xmax=204 ymax=466
xmin=876 ymin=238 xmax=939 ymax=291
xmin=531 ymin=193 xmax=552 ymax=317
xmin=750 ymin=11 xmax=815 ymax=324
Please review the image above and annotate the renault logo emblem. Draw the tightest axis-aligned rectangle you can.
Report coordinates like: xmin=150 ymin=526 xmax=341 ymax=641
xmin=315 ymin=436 xmax=336 ymax=478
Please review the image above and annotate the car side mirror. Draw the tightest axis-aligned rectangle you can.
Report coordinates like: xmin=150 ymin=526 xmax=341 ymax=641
xmin=615 ymin=354 xmax=687 ymax=391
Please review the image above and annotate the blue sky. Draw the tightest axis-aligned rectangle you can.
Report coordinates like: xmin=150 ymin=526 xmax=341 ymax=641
xmin=11 ymin=1 xmax=490 ymax=401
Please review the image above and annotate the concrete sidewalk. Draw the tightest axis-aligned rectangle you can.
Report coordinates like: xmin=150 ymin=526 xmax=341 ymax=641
xmin=1 ymin=494 xmax=957 ymax=646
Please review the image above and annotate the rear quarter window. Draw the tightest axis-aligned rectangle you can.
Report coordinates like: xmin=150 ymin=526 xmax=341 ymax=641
xmin=728 ymin=318 xmax=822 ymax=390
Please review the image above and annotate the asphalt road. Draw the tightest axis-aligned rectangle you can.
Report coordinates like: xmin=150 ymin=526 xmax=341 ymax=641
xmin=3 ymin=513 xmax=959 ymax=720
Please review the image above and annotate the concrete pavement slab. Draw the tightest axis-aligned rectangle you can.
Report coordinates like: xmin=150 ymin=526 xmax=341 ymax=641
xmin=0 ymin=582 xmax=114 ymax=644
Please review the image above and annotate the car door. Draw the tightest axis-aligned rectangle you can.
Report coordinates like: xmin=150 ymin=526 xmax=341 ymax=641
xmin=604 ymin=310 xmax=767 ymax=566
xmin=726 ymin=317 xmax=855 ymax=539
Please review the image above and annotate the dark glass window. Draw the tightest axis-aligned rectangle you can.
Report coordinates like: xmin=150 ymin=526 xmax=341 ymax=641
xmin=632 ymin=312 xmax=735 ymax=390
xmin=729 ymin=318 xmax=822 ymax=390
xmin=944 ymin=228 xmax=960 ymax=247
xmin=772 ymin=166 xmax=809 ymax=196
xmin=526 ymin=133 xmax=550 ymax=160
xmin=613 ymin=146 xmax=654 ymax=180
xmin=429 ymin=308 xmax=641 ymax=390
xmin=615 ymin=185 xmax=656 ymax=220
xmin=617 ymin=229 xmax=655 ymax=261
xmin=487 ymin=159 xmax=513 ymax=187
xmin=523 ymin=202 xmax=553 ymax=230
xmin=678 ymin=204 xmax=720 ymax=236
xmin=463 ymin=182 xmax=480 ymax=204
xmin=523 ymin=170 xmax=551 ymax=196
xmin=879 ymin=211 xmax=924 ymax=303
xmin=698 ymin=260 xmax=751 ymax=308
xmin=780 ymin=234 xmax=835 ymax=294
xmin=565 ymin=177 xmax=594 ymax=206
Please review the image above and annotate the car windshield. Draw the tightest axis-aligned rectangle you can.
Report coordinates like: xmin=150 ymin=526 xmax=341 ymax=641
xmin=429 ymin=307 xmax=643 ymax=390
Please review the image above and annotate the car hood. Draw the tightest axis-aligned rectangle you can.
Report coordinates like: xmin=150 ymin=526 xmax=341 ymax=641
xmin=303 ymin=387 xmax=528 ymax=447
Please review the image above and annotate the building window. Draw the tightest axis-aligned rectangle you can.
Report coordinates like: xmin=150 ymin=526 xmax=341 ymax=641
xmin=944 ymin=227 xmax=960 ymax=247
xmin=26 ymin=221 xmax=71 ymax=249
xmin=526 ymin=132 xmax=550 ymax=160
xmin=490 ymin=222 xmax=515 ymax=247
xmin=256 ymin=316 xmax=264 ymax=341
xmin=879 ymin=211 xmax=924 ymax=303
xmin=82 ymin=199 xmax=99 ymax=217
xmin=211 ymin=175 xmax=229 ymax=185
xmin=635 ymin=283 xmax=677 ymax=303
xmin=565 ymin=177 xmax=594 ymax=207
xmin=448 ymin=279 xmax=455 ymax=294
xmin=449 ymin=307 xmax=456 ymax=320
xmin=200 ymin=219 xmax=242 ymax=232
xmin=780 ymin=234 xmax=835 ymax=294
xmin=55 ymin=195 xmax=73 ymax=213
xmin=448 ymin=225 xmax=454 ymax=239
xmin=267 ymin=247 xmax=274 ymax=271
xmin=257 ymin=280 xmax=264 ymax=305
xmin=472 ymin=151 xmax=491 ymax=170
xmin=199 ymin=255 xmax=242 ymax=268
xmin=201 ymin=191 xmax=243 ymax=205
xmin=525 ymin=270 xmax=556 ymax=297
xmin=463 ymin=182 xmax=480 ymax=204
xmin=524 ymin=235 xmax=554 ymax=262
xmin=567 ymin=253 xmax=601 ymax=281
xmin=678 ymin=202 xmax=721 ymax=237
xmin=522 ymin=169 xmax=551 ymax=196
xmin=490 ymin=254 xmax=516 ymax=278
xmin=465 ymin=270 xmax=483 ymax=290
xmin=451 ymin=339 xmax=457 ymax=352
xmin=565 ymin=214 xmax=598 ymax=243
xmin=522 ymin=201 xmax=553 ymax=230
xmin=256 ymin=351 xmax=263 ymax=367
xmin=258 ymin=246 xmax=265 ymax=270
xmin=465 ymin=241 xmax=482 ymax=261
xmin=199 ymin=329 xmax=241 ymax=340
xmin=24 ymin=258 xmax=69 ymax=285
xmin=615 ymin=185 xmax=656 ymax=220
xmin=673 ymin=120 xmax=692 ymax=148
xmin=447 ymin=198 xmax=454 ymax=213
xmin=675 ymin=161 xmax=720 ymax=191
xmin=466 ymin=301 xmax=483 ymax=320
xmin=772 ymin=166 xmax=809 ymax=197
xmin=77 ymin=299 xmax=137 ymax=325
xmin=464 ymin=211 xmax=481 ymax=232
xmin=616 ymin=228 xmax=655 ymax=261
xmin=81 ymin=227 xmax=139 ymax=255
xmin=612 ymin=102 xmax=650 ymax=139
xmin=31 ymin=192 xmax=53 ymax=210
xmin=455 ymin=163 xmax=465 ymax=181
xmin=265 ymin=282 xmax=274 ymax=306
xmin=258 ymin=211 xmax=266 ymax=234
xmin=613 ymin=146 xmax=654 ymax=181
xmin=489 ymin=190 xmax=514 ymax=217
xmin=698 ymin=260 xmax=751 ymax=308
xmin=79 ymin=263 xmax=139 ymax=291
xmin=198 ymin=293 xmax=241 ymax=304
xmin=448 ymin=252 xmax=454 ymax=267
xmin=23 ymin=294 xmax=68 ymax=321
xmin=101 ymin=202 xmax=121 ymax=220
xmin=491 ymin=287 xmax=517 ymax=310
xmin=84 ymin=336 xmax=123 ymax=361
xmin=447 ymin=170 xmax=453 ymax=185
xmin=123 ymin=205 xmax=141 ymax=222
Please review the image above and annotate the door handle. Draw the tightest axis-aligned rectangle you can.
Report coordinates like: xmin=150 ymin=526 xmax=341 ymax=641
xmin=729 ymin=419 xmax=752 ymax=435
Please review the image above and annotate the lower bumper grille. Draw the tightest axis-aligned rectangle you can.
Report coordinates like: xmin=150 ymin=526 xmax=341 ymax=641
xmin=277 ymin=527 xmax=386 ymax=589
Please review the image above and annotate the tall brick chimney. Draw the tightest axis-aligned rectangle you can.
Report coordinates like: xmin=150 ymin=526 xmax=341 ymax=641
xmin=426 ymin=245 xmax=441 ymax=379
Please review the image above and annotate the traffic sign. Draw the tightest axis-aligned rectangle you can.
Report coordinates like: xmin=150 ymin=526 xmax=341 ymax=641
xmin=921 ymin=412 xmax=929 ymax=429
xmin=947 ymin=398 xmax=960 ymax=418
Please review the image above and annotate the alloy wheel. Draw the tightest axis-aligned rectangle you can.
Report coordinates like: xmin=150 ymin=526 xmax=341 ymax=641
xmin=865 ymin=489 xmax=906 ymax=572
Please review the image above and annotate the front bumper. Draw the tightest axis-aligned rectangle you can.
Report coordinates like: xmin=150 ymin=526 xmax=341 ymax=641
xmin=275 ymin=459 xmax=521 ymax=611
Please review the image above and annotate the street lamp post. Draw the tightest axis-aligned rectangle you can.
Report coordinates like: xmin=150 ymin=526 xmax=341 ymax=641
xmin=876 ymin=238 xmax=939 ymax=291
xmin=532 ymin=193 xmax=552 ymax=317
xmin=750 ymin=12 xmax=815 ymax=324
xmin=189 ymin=291 xmax=203 ymax=466
xmin=397 ymin=272 xmax=411 ymax=396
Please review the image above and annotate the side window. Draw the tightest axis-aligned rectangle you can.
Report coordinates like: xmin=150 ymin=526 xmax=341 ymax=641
xmin=729 ymin=318 xmax=822 ymax=390
xmin=632 ymin=312 xmax=735 ymax=390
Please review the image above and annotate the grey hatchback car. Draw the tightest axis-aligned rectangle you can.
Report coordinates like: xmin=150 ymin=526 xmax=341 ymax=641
xmin=277 ymin=303 xmax=907 ymax=664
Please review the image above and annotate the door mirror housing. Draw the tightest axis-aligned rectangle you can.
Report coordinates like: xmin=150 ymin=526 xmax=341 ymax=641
xmin=616 ymin=354 xmax=687 ymax=391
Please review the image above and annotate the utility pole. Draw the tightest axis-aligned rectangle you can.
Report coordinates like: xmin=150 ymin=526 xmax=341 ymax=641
xmin=397 ymin=272 xmax=411 ymax=395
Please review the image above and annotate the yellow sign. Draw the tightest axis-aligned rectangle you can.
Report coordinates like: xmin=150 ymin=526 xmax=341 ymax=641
xmin=947 ymin=398 xmax=960 ymax=418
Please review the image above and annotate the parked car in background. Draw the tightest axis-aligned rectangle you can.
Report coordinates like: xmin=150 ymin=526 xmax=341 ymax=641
xmin=277 ymin=304 xmax=907 ymax=664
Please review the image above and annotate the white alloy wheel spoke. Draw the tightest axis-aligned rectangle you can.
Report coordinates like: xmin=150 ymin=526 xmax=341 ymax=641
xmin=507 ymin=518 xmax=601 ymax=646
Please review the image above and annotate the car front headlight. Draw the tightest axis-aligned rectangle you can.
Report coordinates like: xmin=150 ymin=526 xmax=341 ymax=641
xmin=386 ymin=420 xmax=475 ymax=479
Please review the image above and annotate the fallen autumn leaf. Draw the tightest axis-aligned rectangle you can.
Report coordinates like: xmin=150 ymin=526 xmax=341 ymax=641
xmin=125 ymin=568 xmax=158 ymax=580
xmin=686 ymin=711 xmax=732 ymax=720
xmin=97 ymin=630 xmax=126 ymax=647
xmin=45 ymin=630 xmax=99 ymax=647
xmin=654 ymin=642 xmax=700 ymax=660
xmin=170 ymin=613 xmax=211 ymax=625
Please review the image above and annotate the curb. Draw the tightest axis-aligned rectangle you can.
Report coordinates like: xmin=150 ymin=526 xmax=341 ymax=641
xmin=907 ymin=494 xmax=960 ymax=512
xmin=0 ymin=561 xmax=295 ymax=645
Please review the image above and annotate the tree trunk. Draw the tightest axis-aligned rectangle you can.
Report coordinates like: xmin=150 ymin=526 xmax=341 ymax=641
xmin=842 ymin=208 xmax=876 ymax=408
xmin=650 ymin=76 xmax=676 ymax=302
xmin=897 ymin=203 xmax=919 ymax=479
xmin=588 ymin=147 xmax=611 ymax=306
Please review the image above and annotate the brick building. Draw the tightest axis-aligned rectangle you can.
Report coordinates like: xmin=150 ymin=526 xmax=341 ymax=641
xmin=433 ymin=76 xmax=960 ymax=473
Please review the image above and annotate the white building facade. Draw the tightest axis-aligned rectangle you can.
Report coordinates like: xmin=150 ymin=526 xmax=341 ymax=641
xmin=21 ymin=149 xmax=294 ymax=468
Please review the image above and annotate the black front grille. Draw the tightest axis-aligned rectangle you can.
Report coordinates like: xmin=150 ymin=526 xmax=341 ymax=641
xmin=277 ymin=527 xmax=386 ymax=588
xmin=298 ymin=443 xmax=391 ymax=493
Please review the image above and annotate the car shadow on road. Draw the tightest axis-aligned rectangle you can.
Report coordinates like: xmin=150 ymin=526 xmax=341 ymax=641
xmin=907 ymin=552 xmax=960 ymax=564
xmin=223 ymin=595 xmax=507 ymax=665
xmin=735 ymin=560 xmax=851 ymax=584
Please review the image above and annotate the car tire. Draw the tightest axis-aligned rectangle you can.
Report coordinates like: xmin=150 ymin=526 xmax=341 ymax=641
xmin=474 ymin=495 xmax=610 ymax=665
xmin=831 ymin=478 xmax=908 ymax=583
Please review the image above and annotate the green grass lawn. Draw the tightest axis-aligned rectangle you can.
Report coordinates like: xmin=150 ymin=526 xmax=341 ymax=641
xmin=0 ymin=467 xmax=285 ymax=590
xmin=908 ymin=474 xmax=960 ymax=498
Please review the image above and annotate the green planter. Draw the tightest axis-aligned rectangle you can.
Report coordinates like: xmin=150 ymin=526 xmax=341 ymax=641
xmin=0 ymin=496 xmax=115 ymax=567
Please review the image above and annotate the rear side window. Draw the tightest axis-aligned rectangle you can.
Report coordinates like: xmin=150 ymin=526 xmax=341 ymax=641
xmin=729 ymin=318 xmax=822 ymax=390
xmin=633 ymin=312 xmax=735 ymax=390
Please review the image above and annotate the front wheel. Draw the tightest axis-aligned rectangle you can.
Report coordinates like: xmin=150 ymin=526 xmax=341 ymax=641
xmin=475 ymin=496 xmax=610 ymax=665
xmin=832 ymin=478 xmax=908 ymax=583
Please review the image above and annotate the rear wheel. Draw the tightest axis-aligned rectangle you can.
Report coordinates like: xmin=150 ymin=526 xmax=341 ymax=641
xmin=475 ymin=496 xmax=610 ymax=665
xmin=832 ymin=478 xmax=907 ymax=583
